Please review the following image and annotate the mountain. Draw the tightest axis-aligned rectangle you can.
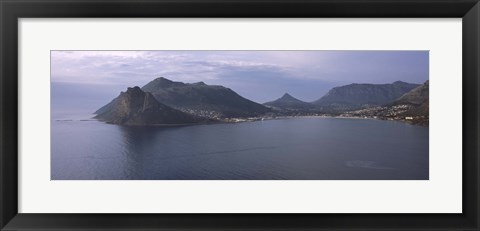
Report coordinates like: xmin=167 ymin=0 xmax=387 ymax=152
xmin=313 ymin=81 xmax=420 ymax=112
xmin=141 ymin=77 xmax=271 ymax=118
xmin=394 ymin=80 xmax=429 ymax=106
xmin=344 ymin=80 xmax=429 ymax=125
xmin=94 ymin=86 xmax=203 ymax=125
xmin=264 ymin=93 xmax=312 ymax=110
xmin=394 ymin=80 xmax=429 ymax=117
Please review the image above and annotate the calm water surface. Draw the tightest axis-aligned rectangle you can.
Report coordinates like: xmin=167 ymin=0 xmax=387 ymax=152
xmin=51 ymin=111 xmax=429 ymax=180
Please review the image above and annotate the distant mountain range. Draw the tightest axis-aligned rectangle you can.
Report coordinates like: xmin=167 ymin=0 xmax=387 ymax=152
xmin=94 ymin=77 xmax=428 ymax=126
xmin=263 ymin=81 xmax=421 ymax=113
xmin=94 ymin=87 xmax=204 ymax=125
xmin=341 ymin=80 xmax=429 ymax=125
xmin=312 ymin=81 xmax=419 ymax=112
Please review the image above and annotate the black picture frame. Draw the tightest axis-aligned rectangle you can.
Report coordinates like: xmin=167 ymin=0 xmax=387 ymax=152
xmin=1 ymin=0 xmax=479 ymax=230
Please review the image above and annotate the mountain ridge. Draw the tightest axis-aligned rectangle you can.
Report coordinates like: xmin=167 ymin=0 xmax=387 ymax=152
xmin=313 ymin=81 xmax=420 ymax=111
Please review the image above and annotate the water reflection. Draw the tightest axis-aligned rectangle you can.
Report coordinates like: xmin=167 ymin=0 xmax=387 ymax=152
xmin=52 ymin=118 xmax=428 ymax=180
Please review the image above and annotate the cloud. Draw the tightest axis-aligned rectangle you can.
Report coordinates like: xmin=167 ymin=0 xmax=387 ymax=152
xmin=50 ymin=50 xmax=428 ymax=102
xmin=51 ymin=50 xmax=298 ymax=85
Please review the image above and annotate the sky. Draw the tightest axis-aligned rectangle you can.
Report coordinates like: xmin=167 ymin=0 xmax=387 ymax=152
xmin=51 ymin=50 xmax=428 ymax=105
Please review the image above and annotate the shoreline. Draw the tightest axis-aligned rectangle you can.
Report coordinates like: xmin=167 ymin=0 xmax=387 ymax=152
xmin=219 ymin=115 xmax=428 ymax=127
xmin=56 ymin=114 xmax=427 ymax=127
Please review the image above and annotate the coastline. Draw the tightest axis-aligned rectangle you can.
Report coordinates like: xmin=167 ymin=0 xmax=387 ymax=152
xmin=226 ymin=114 xmax=428 ymax=127
xmin=56 ymin=114 xmax=427 ymax=127
xmin=221 ymin=114 xmax=428 ymax=127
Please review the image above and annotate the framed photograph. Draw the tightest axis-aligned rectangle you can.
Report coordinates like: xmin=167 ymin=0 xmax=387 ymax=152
xmin=1 ymin=0 xmax=479 ymax=230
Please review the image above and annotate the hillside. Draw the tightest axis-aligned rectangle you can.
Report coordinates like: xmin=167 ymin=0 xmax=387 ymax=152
xmin=394 ymin=80 xmax=429 ymax=106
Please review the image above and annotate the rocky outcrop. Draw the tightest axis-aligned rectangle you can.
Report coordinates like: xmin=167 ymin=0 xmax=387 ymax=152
xmin=94 ymin=86 xmax=203 ymax=125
